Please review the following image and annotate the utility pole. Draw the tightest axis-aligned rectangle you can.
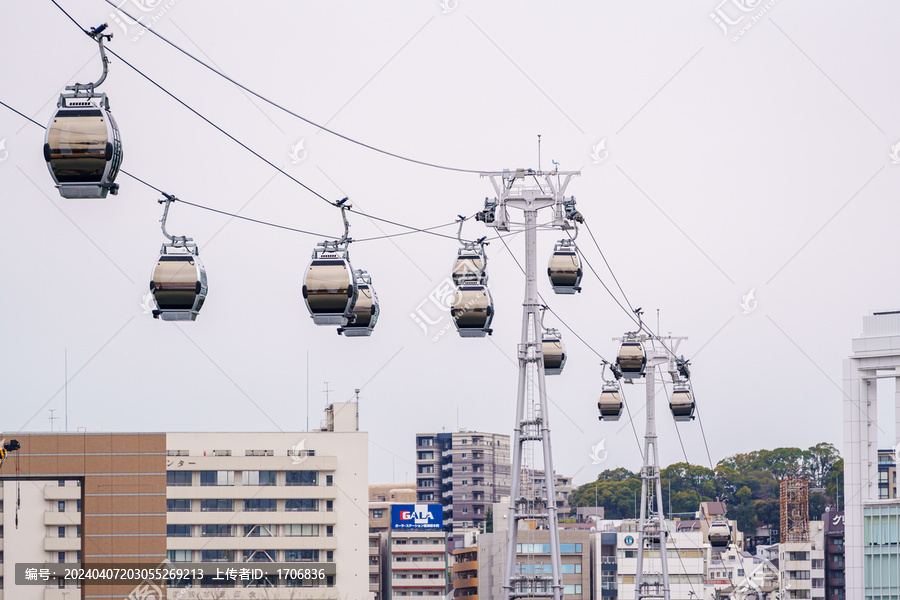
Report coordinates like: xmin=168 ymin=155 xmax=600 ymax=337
xmin=477 ymin=167 xmax=581 ymax=600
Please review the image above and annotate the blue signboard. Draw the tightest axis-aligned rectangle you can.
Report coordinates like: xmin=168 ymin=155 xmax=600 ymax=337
xmin=390 ymin=504 xmax=443 ymax=530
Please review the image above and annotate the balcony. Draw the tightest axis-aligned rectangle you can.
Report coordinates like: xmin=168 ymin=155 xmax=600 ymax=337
xmin=454 ymin=577 xmax=478 ymax=590
xmin=453 ymin=560 xmax=477 ymax=573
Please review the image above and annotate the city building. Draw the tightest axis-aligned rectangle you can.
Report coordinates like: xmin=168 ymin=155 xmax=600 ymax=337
xmin=451 ymin=531 xmax=479 ymax=600
xmin=843 ymin=310 xmax=900 ymax=598
xmin=528 ymin=469 xmax=575 ymax=516
xmin=877 ymin=449 xmax=897 ymax=499
xmin=823 ymin=508 xmax=845 ymax=600
xmin=0 ymin=432 xmax=165 ymax=600
xmin=778 ymin=520 xmax=826 ymax=600
xmin=386 ymin=526 xmax=448 ymax=597
xmin=1 ymin=402 xmax=370 ymax=600
xmin=370 ymin=483 xmax=416 ymax=533
xmin=614 ymin=520 xmax=707 ymax=600
xmin=478 ymin=522 xmax=592 ymax=600
xmin=415 ymin=430 xmax=510 ymax=541
xmin=370 ymin=532 xmax=385 ymax=600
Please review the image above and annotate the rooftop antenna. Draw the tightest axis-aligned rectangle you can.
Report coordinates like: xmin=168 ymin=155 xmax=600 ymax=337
xmin=49 ymin=409 xmax=58 ymax=432
xmin=323 ymin=382 xmax=332 ymax=406
xmin=537 ymin=134 xmax=542 ymax=171
xmin=64 ymin=348 xmax=68 ymax=433
xmin=306 ymin=352 xmax=309 ymax=432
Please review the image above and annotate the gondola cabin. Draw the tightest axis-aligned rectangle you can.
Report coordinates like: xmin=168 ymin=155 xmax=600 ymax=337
xmin=150 ymin=250 xmax=207 ymax=321
xmin=451 ymin=284 xmax=493 ymax=337
xmin=303 ymin=252 xmax=357 ymax=326
xmin=44 ymin=95 xmax=122 ymax=198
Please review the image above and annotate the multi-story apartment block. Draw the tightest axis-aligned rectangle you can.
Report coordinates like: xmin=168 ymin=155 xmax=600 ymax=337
xmin=415 ymin=430 xmax=510 ymax=541
xmin=164 ymin=402 xmax=368 ymax=597
xmin=779 ymin=521 xmax=826 ymax=600
xmin=451 ymin=534 xmax=478 ymax=600
xmin=386 ymin=528 xmax=448 ymax=598
xmin=823 ymin=509 xmax=845 ymax=600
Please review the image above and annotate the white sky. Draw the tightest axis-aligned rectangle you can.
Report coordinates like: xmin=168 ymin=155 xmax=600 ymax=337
xmin=0 ymin=0 xmax=898 ymax=486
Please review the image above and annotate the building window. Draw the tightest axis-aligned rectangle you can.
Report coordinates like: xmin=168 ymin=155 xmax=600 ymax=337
xmin=200 ymin=471 xmax=234 ymax=486
xmin=286 ymin=471 xmax=318 ymax=486
xmin=58 ymin=526 xmax=66 ymax=538
xmin=373 ymin=509 xmax=384 ymax=519
xmin=243 ymin=499 xmax=277 ymax=512
xmin=167 ymin=550 xmax=191 ymax=562
xmin=326 ymin=500 xmax=334 ymax=512
xmin=167 ymin=525 xmax=191 ymax=537
xmin=326 ymin=525 xmax=334 ymax=537
xmin=417 ymin=437 xmax=433 ymax=447
xmin=243 ymin=524 xmax=276 ymax=537
xmin=326 ymin=475 xmax=334 ymax=486
xmin=76 ymin=499 xmax=81 ymax=513
xmin=418 ymin=451 xmax=434 ymax=460
xmin=58 ymin=552 xmax=65 ymax=564
xmin=166 ymin=471 xmax=192 ymax=486
xmin=243 ymin=470 xmax=277 ymax=486
xmin=243 ymin=549 xmax=276 ymax=562
xmin=200 ymin=499 xmax=233 ymax=512
xmin=201 ymin=525 xmax=233 ymax=537
xmin=286 ymin=499 xmax=318 ymax=512
xmin=167 ymin=499 xmax=191 ymax=512
xmin=58 ymin=501 xmax=65 ymax=512
xmin=285 ymin=549 xmax=320 ymax=562
xmin=200 ymin=550 xmax=233 ymax=562
xmin=245 ymin=449 xmax=273 ymax=457
xmin=286 ymin=524 xmax=320 ymax=537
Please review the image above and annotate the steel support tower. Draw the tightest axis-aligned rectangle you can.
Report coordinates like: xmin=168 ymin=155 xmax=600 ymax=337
xmin=477 ymin=168 xmax=580 ymax=600
xmin=615 ymin=335 xmax=686 ymax=600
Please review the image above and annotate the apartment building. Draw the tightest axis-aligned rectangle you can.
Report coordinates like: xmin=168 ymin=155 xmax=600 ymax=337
xmin=386 ymin=528 xmax=448 ymax=598
xmin=415 ymin=430 xmax=510 ymax=541
xmin=165 ymin=402 xmax=369 ymax=598
xmin=451 ymin=534 xmax=478 ymax=600
xmin=0 ymin=432 xmax=165 ymax=600
xmin=779 ymin=521 xmax=826 ymax=600
xmin=823 ymin=509 xmax=845 ymax=600
xmin=370 ymin=483 xmax=416 ymax=533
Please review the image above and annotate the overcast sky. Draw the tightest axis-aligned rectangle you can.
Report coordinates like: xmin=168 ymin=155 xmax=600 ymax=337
xmin=1 ymin=0 xmax=898 ymax=487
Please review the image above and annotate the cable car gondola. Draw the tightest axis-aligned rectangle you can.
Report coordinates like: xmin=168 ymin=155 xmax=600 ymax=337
xmin=451 ymin=285 xmax=493 ymax=337
xmin=547 ymin=239 xmax=582 ymax=294
xmin=44 ymin=24 xmax=123 ymax=199
xmin=617 ymin=337 xmax=646 ymax=379
xmin=339 ymin=270 xmax=379 ymax=337
xmin=542 ymin=330 xmax=566 ymax=375
xmin=150 ymin=196 xmax=207 ymax=321
xmin=669 ymin=384 xmax=695 ymax=422
xmin=598 ymin=383 xmax=623 ymax=421
xmin=303 ymin=200 xmax=359 ymax=327
xmin=708 ymin=517 xmax=732 ymax=549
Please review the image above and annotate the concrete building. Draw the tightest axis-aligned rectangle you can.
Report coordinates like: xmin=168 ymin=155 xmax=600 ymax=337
xmin=370 ymin=532 xmax=385 ymax=600
xmin=0 ymin=402 xmax=370 ymax=600
xmin=370 ymin=483 xmax=416 ymax=533
xmin=0 ymin=432 xmax=165 ymax=600
xmin=451 ymin=533 xmax=479 ymax=600
xmin=527 ymin=469 xmax=575 ymax=516
xmin=478 ymin=528 xmax=592 ymax=600
xmin=415 ymin=430 xmax=510 ymax=541
xmin=843 ymin=310 xmax=900 ymax=598
xmin=877 ymin=449 xmax=897 ymax=500
xmin=614 ymin=520 xmax=707 ymax=600
xmin=778 ymin=521 xmax=826 ymax=600
xmin=386 ymin=529 xmax=448 ymax=598
xmin=823 ymin=509 xmax=845 ymax=600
